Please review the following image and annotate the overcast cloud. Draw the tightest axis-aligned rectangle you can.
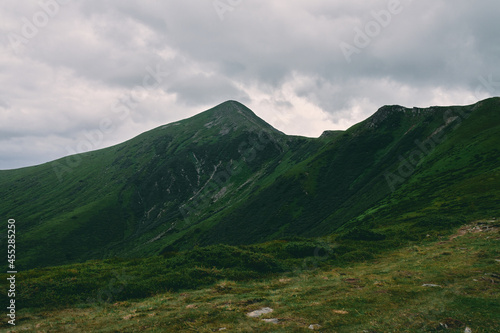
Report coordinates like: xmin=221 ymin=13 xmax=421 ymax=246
xmin=1 ymin=0 xmax=499 ymax=169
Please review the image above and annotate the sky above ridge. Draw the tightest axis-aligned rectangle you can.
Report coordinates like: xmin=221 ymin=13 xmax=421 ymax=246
xmin=1 ymin=0 xmax=499 ymax=169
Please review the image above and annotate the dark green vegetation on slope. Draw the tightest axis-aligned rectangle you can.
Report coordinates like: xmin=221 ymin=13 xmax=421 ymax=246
xmin=8 ymin=230 xmax=407 ymax=310
xmin=0 ymin=98 xmax=499 ymax=271
xmin=0 ymin=97 xmax=499 ymax=330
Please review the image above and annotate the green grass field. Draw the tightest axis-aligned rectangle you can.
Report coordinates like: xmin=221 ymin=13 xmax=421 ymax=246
xmin=4 ymin=219 xmax=498 ymax=332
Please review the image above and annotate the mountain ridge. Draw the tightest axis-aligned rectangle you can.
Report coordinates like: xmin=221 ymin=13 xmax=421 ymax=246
xmin=1 ymin=97 xmax=499 ymax=269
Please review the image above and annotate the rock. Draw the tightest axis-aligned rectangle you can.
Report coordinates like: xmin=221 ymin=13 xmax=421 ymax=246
xmin=262 ymin=318 xmax=279 ymax=324
xmin=247 ymin=307 xmax=273 ymax=318
xmin=465 ymin=327 xmax=472 ymax=333
xmin=439 ymin=323 xmax=449 ymax=329
xmin=308 ymin=324 xmax=321 ymax=330
xmin=422 ymin=284 xmax=442 ymax=287
xmin=219 ymin=328 xmax=227 ymax=331
xmin=332 ymin=310 xmax=349 ymax=314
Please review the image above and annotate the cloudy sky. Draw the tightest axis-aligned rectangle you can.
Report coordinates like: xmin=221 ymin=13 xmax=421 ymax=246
xmin=1 ymin=0 xmax=499 ymax=169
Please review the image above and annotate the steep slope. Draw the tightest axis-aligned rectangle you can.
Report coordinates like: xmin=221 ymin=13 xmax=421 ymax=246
xmin=345 ymin=97 xmax=500 ymax=236
xmin=1 ymin=98 xmax=499 ymax=270
xmin=180 ymin=98 xmax=500 ymax=247
xmin=0 ymin=101 xmax=315 ymax=269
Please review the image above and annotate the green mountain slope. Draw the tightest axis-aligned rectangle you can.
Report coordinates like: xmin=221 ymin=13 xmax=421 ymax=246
xmin=179 ymin=98 xmax=500 ymax=247
xmin=347 ymin=97 xmax=500 ymax=236
xmin=1 ymin=98 xmax=499 ymax=270
xmin=0 ymin=101 xmax=315 ymax=269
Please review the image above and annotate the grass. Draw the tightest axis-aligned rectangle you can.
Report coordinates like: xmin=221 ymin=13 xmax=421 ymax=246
xmin=4 ymin=219 xmax=499 ymax=332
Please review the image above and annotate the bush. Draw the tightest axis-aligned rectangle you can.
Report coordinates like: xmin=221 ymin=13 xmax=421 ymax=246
xmin=340 ymin=227 xmax=386 ymax=241
xmin=340 ymin=250 xmax=374 ymax=263
xmin=410 ymin=216 xmax=463 ymax=231
xmin=183 ymin=244 xmax=283 ymax=273
xmin=284 ymin=241 xmax=320 ymax=258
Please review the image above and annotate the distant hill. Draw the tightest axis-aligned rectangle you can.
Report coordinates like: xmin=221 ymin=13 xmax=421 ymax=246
xmin=1 ymin=98 xmax=499 ymax=269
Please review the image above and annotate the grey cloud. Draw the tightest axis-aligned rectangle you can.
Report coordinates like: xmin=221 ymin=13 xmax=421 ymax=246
xmin=167 ymin=73 xmax=250 ymax=107
xmin=1 ymin=0 xmax=499 ymax=169
xmin=0 ymin=98 xmax=10 ymax=109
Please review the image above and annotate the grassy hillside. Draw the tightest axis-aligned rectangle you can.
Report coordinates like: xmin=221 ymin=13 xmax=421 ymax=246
xmin=0 ymin=101 xmax=315 ymax=269
xmin=1 ymin=98 xmax=499 ymax=271
xmin=187 ymin=98 xmax=500 ymax=246
xmin=343 ymin=97 xmax=500 ymax=238
xmin=4 ymin=219 xmax=499 ymax=332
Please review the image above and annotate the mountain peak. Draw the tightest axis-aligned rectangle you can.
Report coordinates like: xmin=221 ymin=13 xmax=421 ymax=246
xmin=366 ymin=105 xmax=407 ymax=127
xmin=195 ymin=100 xmax=283 ymax=135
xmin=365 ymin=103 xmax=444 ymax=129
xmin=206 ymin=100 xmax=258 ymax=118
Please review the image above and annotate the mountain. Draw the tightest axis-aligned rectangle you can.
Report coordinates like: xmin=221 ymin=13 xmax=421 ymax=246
xmin=1 ymin=98 xmax=499 ymax=270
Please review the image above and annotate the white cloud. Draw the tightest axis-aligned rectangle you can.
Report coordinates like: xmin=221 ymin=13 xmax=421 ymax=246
xmin=1 ymin=0 xmax=499 ymax=169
